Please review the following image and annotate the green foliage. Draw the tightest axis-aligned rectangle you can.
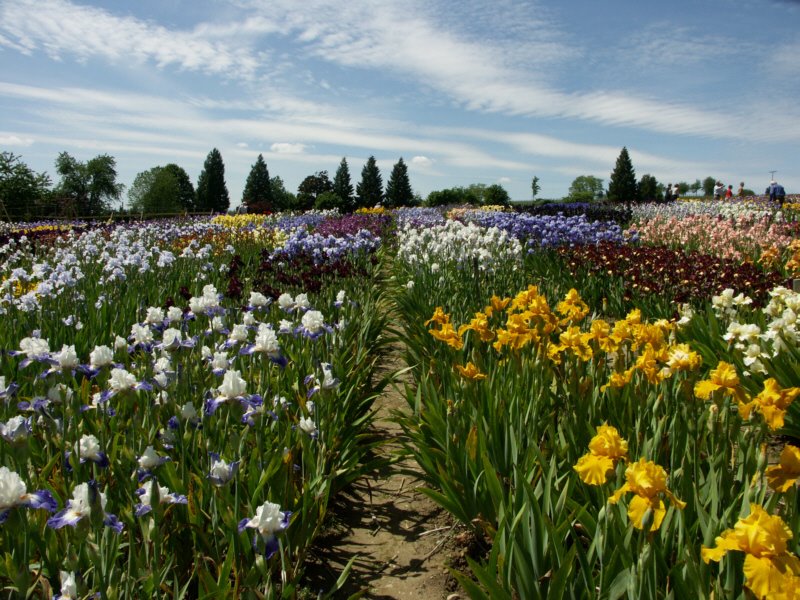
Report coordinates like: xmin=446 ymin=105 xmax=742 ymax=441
xmin=0 ymin=151 xmax=52 ymax=219
xmin=355 ymin=156 xmax=383 ymax=209
xmin=425 ymin=187 xmax=469 ymax=207
xmin=384 ymin=157 xmax=413 ymax=208
xmin=690 ymin=179 xmax=702 ymax=195
xmin=568 ymin=175 xmax=604 ymax=202
xmin=270 ymin=176 xmax=296 ymax=211
xmin=163 ymin=164 xmax=195 ymax=212
xmin=128 ymin=166 xmax=184 ymax=215
xmin=607 ymin=147 xmax=638 ymax=203
xmin=483 ymin=183 xmax=510 ymax=206
xmin=54 ymin=152 xmax=124 ymax=216
xmin=531 ymin=176 xmax=541 ymax=201
xmin=332 ymin=157 xmax=355 ymax=212
xmin=314 ymin=190 xmax=347 ymax=211
xmin=196 ymin=148 xmax=230 ymax=213
xmin=242 ymin=154 xmax=273 ymax=213
xmin=637 ymin=174 xmax=661 ymax=203
xmin=297 ymin=171 xmax=334 ymax=211
xmin=702 ymin=177 xmax=716 ymax=197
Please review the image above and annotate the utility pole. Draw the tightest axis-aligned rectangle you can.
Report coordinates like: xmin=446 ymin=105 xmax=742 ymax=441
xmin=769 ymin=170 xmax=778 ymax=180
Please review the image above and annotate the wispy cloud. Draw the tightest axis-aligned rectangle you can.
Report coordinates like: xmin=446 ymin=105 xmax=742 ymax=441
xmin=0 ymin=133 xmax=34 ymax=146
xmin=270 ymin=143 xmax=308 ymax=154
xmin=0 ymin=0 xmax=262 ymax=79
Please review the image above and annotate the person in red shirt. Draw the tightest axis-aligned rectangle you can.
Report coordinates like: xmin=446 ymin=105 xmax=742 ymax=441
xmin=725 ymin=185 xmax=733 ymax=199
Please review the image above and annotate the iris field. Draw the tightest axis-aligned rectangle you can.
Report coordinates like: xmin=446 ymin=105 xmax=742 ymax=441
xmin=1 ymin=197 xmax=799 ymax=599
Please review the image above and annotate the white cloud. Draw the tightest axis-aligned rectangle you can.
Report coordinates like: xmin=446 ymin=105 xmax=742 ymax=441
xmin=270 ymin=143 xmax=308 ymax=154
xmin=498 ymin=176 xmax=511 ymax=184
xmin=0 ymin=0 xmax=261 ymax=80
xmin=411 ymin=155 xmax=433 ymax=167
xmin=0 ymin=133 xmax=34 ymax=146
xmin=236 ymin=142 xmax=249 ymax=148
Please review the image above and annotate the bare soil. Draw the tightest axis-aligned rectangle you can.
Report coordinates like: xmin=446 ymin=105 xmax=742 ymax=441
xmin=304 ymin=346 xmax=463 ymax=599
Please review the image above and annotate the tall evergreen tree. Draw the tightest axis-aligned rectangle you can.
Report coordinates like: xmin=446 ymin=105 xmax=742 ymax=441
xmin=332 ymin=157 xmax=354 ymax=211
xmin=384 ymin=157 xmax=413 ymax=208
xmin=242 ymin=154 xmax=273 ymax=213
xmin=607 ymin=147 xmax=638 ymax=203
xmin=356 ymin=156 xmax=383 ymax=209
xmin=196 ymin=148 xmax=230 ymax=212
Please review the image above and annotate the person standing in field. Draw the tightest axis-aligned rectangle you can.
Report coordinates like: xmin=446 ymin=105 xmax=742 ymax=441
xmin=713 ymin=181 xmax=724 ymax=200
xmin=737 ymin=182 xmax=744 ymax=196
xmin=768 ymin=180 xmax=786 ymax=206
xmin=725 ymin=185 xmax=733 ymax=199
xmin=665 ymin=183 xmax=673 ymax=203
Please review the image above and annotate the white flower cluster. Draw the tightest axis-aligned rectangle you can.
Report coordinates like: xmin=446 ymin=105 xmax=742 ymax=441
xmin=396 ymin=220 xmax=522 ymax=272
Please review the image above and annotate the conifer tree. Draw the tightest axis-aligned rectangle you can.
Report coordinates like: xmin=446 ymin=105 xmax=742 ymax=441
xmin=385 ymin=157 xmax=413 ymax=208
xmin=196 ymin=148 xmax=230 ymax=212
xmin=332 ymin=157 xmax=354 ymax=211
xmin=242 ymin=154 xmax=272 ymax=213
xmin=607 ymin=147 xmax=638 ymax=203
xmin=355 ymin=156 xmax=383 ymax=209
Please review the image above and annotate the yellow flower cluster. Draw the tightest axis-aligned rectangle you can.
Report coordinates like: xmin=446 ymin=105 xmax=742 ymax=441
xmin=785 ymin=239 xmax=800 ymax=277
xmin=702 ymin=504 xmax=800 ymax=599
xmin=355 ymin=207 xmax=386 ymax=214
xmin=695 ymin=364 xmax=800 ymax=430
xmin=426 ymin=287 xmax=703 ymax=392
xmin=1 ymin=276 xmax=38 ymax=298
xmin=211 ymin=214 xmax=270 ymax=228
xmin=766 ymin=445 xmax=800 ymax=493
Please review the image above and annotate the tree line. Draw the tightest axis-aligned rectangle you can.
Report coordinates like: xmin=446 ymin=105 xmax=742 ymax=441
xmin=0 ymin=147 xmax=518 ymax=220
xmin=562 ymin=147 xmax=756 ymax=203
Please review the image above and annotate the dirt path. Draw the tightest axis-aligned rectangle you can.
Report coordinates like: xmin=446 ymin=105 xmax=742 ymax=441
xmin=305 ymin=345 xmax=462 ymax=599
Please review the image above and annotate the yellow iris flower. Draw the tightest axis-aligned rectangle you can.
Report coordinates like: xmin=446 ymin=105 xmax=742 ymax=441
xmin=458 ymin=312 xmax=496 ymax=342
xmin=694 ymin=361 xmax=749 ymax=404
xmin=455 ymin=362 xmax=487 ymax=381
xmin=574 ymin=424 xmax=629 ymax=486
xmin=766 ymin=445 xmax=800 ymax=493
xmin=556 ymin=288 xmax=590 ymax=324
xmin=739 ymin=379 xmax=800 ymax=431
xmin=666 ymin=344 xmax=702 ymax=372
xmin=425 ymin=306 xmax=450 ymax=327
xmin=702 ymin=504 xmax=800 ymax=600
xmin=608 ymin=458 xmax=685 ymax=531
xmin=428 ymin=322 xmax=464 ymax=350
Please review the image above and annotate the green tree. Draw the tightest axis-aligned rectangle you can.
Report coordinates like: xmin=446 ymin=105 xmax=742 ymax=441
xmin=314 ymin=190 xmax=349 ymax=211
xmin=484 ymin=183 xmax=510 ymax=206
xmin=465 ymin=183 xmax=486 ymax=205
xmin=384 ymin=157 xmax=413 ymax=208
xmin=356 ymin=156 xmax=383 ymax=208
xmin=690 ymin=179 xmax=702 ymax=196
xmin=531 ymin=176 xmax=540 ymax=200
xmin=128 ymin=167 xmax=183 ymax=215
xmin=162 ymin=164 xmax=195 ymax=212
xmin=297 ymin=171 xmax=333 ymax=211
xmin=425 ymin=187 xmax=470 ymax=207
xmin=0 ymin=152 xmax=52 ymax=219
xmin=196 ymin=148 xmax=229 ymax=213
xmin=567 ymin=175 xmax=604 ymax=202
xmin=607 ymin=147 xmax=638 ymax=203
xmin=637 ymin=174 xmax=661 ymax=203
xmin=54 ymin=152 xmax=123 ymax=215
xmin=242 ymin=154 xmax=273 ymax=213
xmin=270 ymin=176 xmax=296 ymax=211
xmin=675 ymin=181 xmax=690 ymax=196
xmin=332 ymin=157 xmax=355 ymax=212
xmin=702 ymin=177 xmax=716 ymax=197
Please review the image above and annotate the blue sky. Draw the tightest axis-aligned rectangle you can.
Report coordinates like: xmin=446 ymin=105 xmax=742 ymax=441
xmin=1 ymin=0 xmax=799 ymax=208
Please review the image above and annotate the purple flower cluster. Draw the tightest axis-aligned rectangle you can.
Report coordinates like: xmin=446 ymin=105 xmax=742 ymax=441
xmin=273 ymin=213 xmax=331 ymax=232
xmin=313 ymin=214 xmax=392 ymax=238
xmin=458 ymin=211 xmax=628 ymax=250
xmin=393 ymin=207 xmax=447 ymax=228
xmin=269 ymin=229 xmax=381 ymax=265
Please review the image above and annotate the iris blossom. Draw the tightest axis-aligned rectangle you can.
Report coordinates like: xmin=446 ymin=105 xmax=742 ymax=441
xmin=702 ymin=504 xmax=800 ymax=599
xmin=739 ymin=378 xmax=800 ymax=431
xmin=238 ymin=501 xmax=291 ymax=558
xmin=0 ymin=466 xmax=57 ymax=523
xmin=47 ymin=481 xmax=123 ymax=533
xmin=766 ymin=445 xmax=800 ymax=492
xmin=608 ymin=459 xmax=685 ymax=531
xmin=574 ymin=424 xmax=628 ymax=485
